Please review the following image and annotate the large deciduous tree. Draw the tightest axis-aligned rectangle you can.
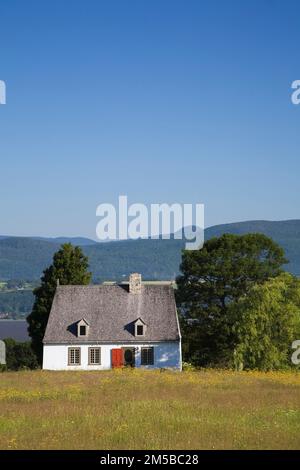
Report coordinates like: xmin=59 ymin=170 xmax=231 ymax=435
xmin=27 ymin=243 xmax=91 ymax=363
xmin=176 ymin=233 xmax=287 ymax=367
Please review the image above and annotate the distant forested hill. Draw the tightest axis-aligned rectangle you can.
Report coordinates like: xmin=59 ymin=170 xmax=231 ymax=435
xmin=0 ymin=238 xmax=61 ymax=281
xmin=0 ymin=237 xmax=183 ymax=282
xmin=0 ymin=290 xmax=34 ymax=317
xmin=0 ymin=220 xmax=300 ymax=283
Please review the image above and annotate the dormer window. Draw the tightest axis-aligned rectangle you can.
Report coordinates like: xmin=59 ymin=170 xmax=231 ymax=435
xmin=77 ymin=318 xmax=89 ymax=337
xmin=137 ymin=325 xmax=144 ymax=336
xmin=134 ymin=318 xmax=146 ymax=337
xmin=80 ymin=325 xmax=86 ymax=336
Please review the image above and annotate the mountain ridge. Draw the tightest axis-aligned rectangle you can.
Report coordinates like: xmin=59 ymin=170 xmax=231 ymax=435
xmin=1 ymin=219 xmax=300 ymax=281
xmin=0 ymin=235 xmax=97 ymax=246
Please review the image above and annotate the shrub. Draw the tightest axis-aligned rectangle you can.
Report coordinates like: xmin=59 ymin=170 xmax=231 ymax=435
xmin=3 ymin=338 xmax=38 ymax=371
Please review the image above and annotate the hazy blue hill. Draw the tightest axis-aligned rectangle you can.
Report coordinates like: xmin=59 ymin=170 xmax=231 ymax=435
xmin=0 ymin=236 xmax=184 ymax=281
xmin=0 ymin=236 xmax=96 ymax=246
xmin=32 ymin=236 xmax=97 ymax=246
xmin=0 ymin=237 xmax=60 ymax=280
xmin=0 ymin=220 xmax=300 ymax=282
xmin=85 ymin=238 xmax=184 ymax=282
xmin=206 ymin=219 xmax=300 ymax=239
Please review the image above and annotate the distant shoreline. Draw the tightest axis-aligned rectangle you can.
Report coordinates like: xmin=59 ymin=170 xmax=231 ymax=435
xmin=0 ymin=319 xmax=27 ymax=321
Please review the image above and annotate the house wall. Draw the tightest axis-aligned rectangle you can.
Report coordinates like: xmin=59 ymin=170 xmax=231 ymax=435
xmin=43 ymin=341 xmax=182 ymax=371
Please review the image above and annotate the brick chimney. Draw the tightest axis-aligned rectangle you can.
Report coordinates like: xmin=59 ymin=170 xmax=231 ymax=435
xmin=129 ymin=273 xmax=142 ymax=294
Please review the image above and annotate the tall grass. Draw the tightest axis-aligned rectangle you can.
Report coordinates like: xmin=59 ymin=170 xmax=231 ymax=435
xmin=0 ymin=369 xmax=300 ymax=449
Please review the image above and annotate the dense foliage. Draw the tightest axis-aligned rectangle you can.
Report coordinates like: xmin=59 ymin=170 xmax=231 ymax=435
xmin=177 ymin=233 xmax=290 ymax=368
xmin=3 ymin=338 xmax=38 ymax=370
xmin=27 ymin=244 xmax=91 ymax=363
xmin=229 ymin=273 xmax=300 ymax=370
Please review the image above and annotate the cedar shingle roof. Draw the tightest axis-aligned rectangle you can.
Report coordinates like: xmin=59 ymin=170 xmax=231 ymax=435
xmin=43 ymin=284 xmax=180 ymax=344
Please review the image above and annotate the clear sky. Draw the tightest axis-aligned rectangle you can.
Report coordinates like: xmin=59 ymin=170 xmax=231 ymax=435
xmin=1 ymin=0 xmax=300 ymax=239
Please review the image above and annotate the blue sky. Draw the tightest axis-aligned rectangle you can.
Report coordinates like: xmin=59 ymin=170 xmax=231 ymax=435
xmin=0 ymin=0 xmax=300 ymax=239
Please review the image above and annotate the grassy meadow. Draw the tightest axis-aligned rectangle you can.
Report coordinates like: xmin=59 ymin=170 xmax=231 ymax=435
xmin=0 ymin=369 xmax=300 ymax=450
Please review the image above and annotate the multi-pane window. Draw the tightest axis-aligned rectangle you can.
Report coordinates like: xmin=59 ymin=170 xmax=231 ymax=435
xmin=89 ymin=347 xmax=101 ymax=365
xmin=68 ymin=347 xmax=81 ymax=366
xmin=137 ymin=325 xmax=144 ymax=336
xmin=141 ymin=347 xmax=154 ymax=365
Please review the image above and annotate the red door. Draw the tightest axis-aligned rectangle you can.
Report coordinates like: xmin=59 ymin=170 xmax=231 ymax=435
xmin=112 ymin=348 xmax=123 ymax=368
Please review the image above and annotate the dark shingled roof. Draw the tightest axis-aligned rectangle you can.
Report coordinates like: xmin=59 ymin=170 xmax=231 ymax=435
xmin=43 ymin=284 xmax=180 ymax=344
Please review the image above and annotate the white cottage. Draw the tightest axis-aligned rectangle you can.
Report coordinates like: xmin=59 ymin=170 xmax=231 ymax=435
xmin=43 ymin=273 xmax=182 ymax=370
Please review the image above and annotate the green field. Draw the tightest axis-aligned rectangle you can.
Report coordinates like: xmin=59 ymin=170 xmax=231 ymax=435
xmin=0 ymin=369 xmax=300 ymax=450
